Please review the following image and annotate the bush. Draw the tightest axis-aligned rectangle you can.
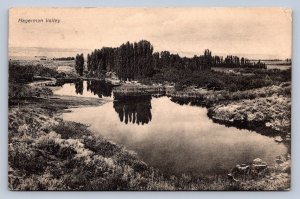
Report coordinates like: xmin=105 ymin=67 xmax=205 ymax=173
xmin=9 ymin=142 xmax=47 ymax=175
xmin=51 ymin=121 xmax=89 ymax=139
xmin=9 ymin=83 xmax=53 ymax=99
xmin=9 ymin=62 xmax=61 ymax=82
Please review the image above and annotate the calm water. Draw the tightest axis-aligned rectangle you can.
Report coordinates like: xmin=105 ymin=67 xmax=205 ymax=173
xmin=55 ymin=80 xmax=113 ymax=99
xmin=55 ymin=81 xmax=287 ymax=177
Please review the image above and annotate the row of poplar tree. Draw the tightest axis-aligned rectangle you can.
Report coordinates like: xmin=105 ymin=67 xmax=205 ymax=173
xmin=75 ymin=40 xmax=266 ymax=80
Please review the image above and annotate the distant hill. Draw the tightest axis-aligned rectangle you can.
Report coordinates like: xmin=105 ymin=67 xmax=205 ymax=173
xmin=9 ymin=47 xmax=92 ymax=60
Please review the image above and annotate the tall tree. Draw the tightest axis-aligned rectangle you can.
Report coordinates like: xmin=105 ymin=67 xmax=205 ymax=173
xmin=75 ymin=53 xmax=84 ymax=76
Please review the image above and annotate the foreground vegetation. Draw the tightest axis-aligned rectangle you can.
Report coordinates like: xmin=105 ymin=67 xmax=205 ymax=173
xmin=9 ymin=103 xmax=290 ymax=190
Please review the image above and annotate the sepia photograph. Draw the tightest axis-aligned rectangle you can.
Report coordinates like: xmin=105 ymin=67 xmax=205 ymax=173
xmin=8 ymin=7 xmax=291 ymax=191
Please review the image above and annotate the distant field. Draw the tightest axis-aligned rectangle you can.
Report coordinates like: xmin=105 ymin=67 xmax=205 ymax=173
xmin=256 ymin=60 xmax=291 ymax=70
xmin=267 ymin=65 xmax=291 ymax=70
xmin=260 ymin=60 xmax=291 ymax=65
xmin=9 ymin=58 xmax=75 ymax=69
xmin=212 ymin=60 xmax=291 ymax=71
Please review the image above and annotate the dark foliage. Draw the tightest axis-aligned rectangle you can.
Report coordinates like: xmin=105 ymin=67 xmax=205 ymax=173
xmin=148 ymin=68 xmax=291 ymax=92
xmin=75 ymin=54 xmax=84 ymax=76
xmin=85 ymin=40 xmax=266 ymax=81
xmin=9 ymin=62 xmax=60 ymax=83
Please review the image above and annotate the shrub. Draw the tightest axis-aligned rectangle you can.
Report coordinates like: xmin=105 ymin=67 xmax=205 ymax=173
xmin=51 ymin=121 xmax=89 ymax=139
xmin=9 ymin=142 xmax=47 ymax=175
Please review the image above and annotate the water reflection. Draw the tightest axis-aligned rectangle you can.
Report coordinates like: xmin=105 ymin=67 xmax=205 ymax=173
xmin=75 ymin=81 xmax=83 ymax=95
xmin=87 ymin=80 xmax=113 ymax=98
xmin=113 ymin=96 xmax=152 ymax=125
xmin=55 ymin=80 xmax=114 ymax=98
xmin=170 ymin=97 xmax=205 ymax=107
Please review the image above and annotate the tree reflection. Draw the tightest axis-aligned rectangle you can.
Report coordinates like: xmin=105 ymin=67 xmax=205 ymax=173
xmin=86 ymin=80 xmax=113 ymax=98
xmin=170 ymin=97 xmax=205 ymax=107
xmin=75 ymin=80 xmax=83 ymax=95
xmin=113 ymin=96 xmax=152 ymax=125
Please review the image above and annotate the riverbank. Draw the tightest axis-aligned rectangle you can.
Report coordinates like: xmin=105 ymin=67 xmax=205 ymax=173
xmin=8 ymin=102 xmax=291 ymax=191
xmin=8 ymin=83 xmax=291 ymax=190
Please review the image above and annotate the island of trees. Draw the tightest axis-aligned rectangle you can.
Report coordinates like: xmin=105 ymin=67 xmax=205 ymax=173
xmin=75 ymin=40 xmax=266 ymax=81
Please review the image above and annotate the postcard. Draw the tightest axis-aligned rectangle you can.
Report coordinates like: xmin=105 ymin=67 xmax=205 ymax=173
xmin=8 ymin=7 xmax=291 ymax=191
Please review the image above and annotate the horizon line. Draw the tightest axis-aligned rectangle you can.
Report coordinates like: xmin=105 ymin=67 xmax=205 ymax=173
xmin=8 ymin=46 xmax=291 ymax=60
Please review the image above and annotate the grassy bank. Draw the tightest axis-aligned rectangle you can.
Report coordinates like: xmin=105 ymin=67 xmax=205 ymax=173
xmin=168 ymin=82 xmax=291 ymax=138
xmin=208 ymin=94 xmax=291 ymax=137
xmin=8 ymin=104 xmax=290 ymax=191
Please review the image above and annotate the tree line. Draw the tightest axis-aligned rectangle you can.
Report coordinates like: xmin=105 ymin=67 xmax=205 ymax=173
xmin=75 ymin=40 xmax=266 ymax=79
xmin=52 ymin=57 xmax=75 ymax=61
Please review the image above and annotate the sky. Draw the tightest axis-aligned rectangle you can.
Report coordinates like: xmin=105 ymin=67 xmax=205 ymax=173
xmin=9 ymin=7 xmax=292 ymax=59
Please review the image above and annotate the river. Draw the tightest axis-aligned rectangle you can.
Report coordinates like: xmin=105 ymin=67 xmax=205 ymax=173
xmin=54 ymin=80 xmax=287 ymax=177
